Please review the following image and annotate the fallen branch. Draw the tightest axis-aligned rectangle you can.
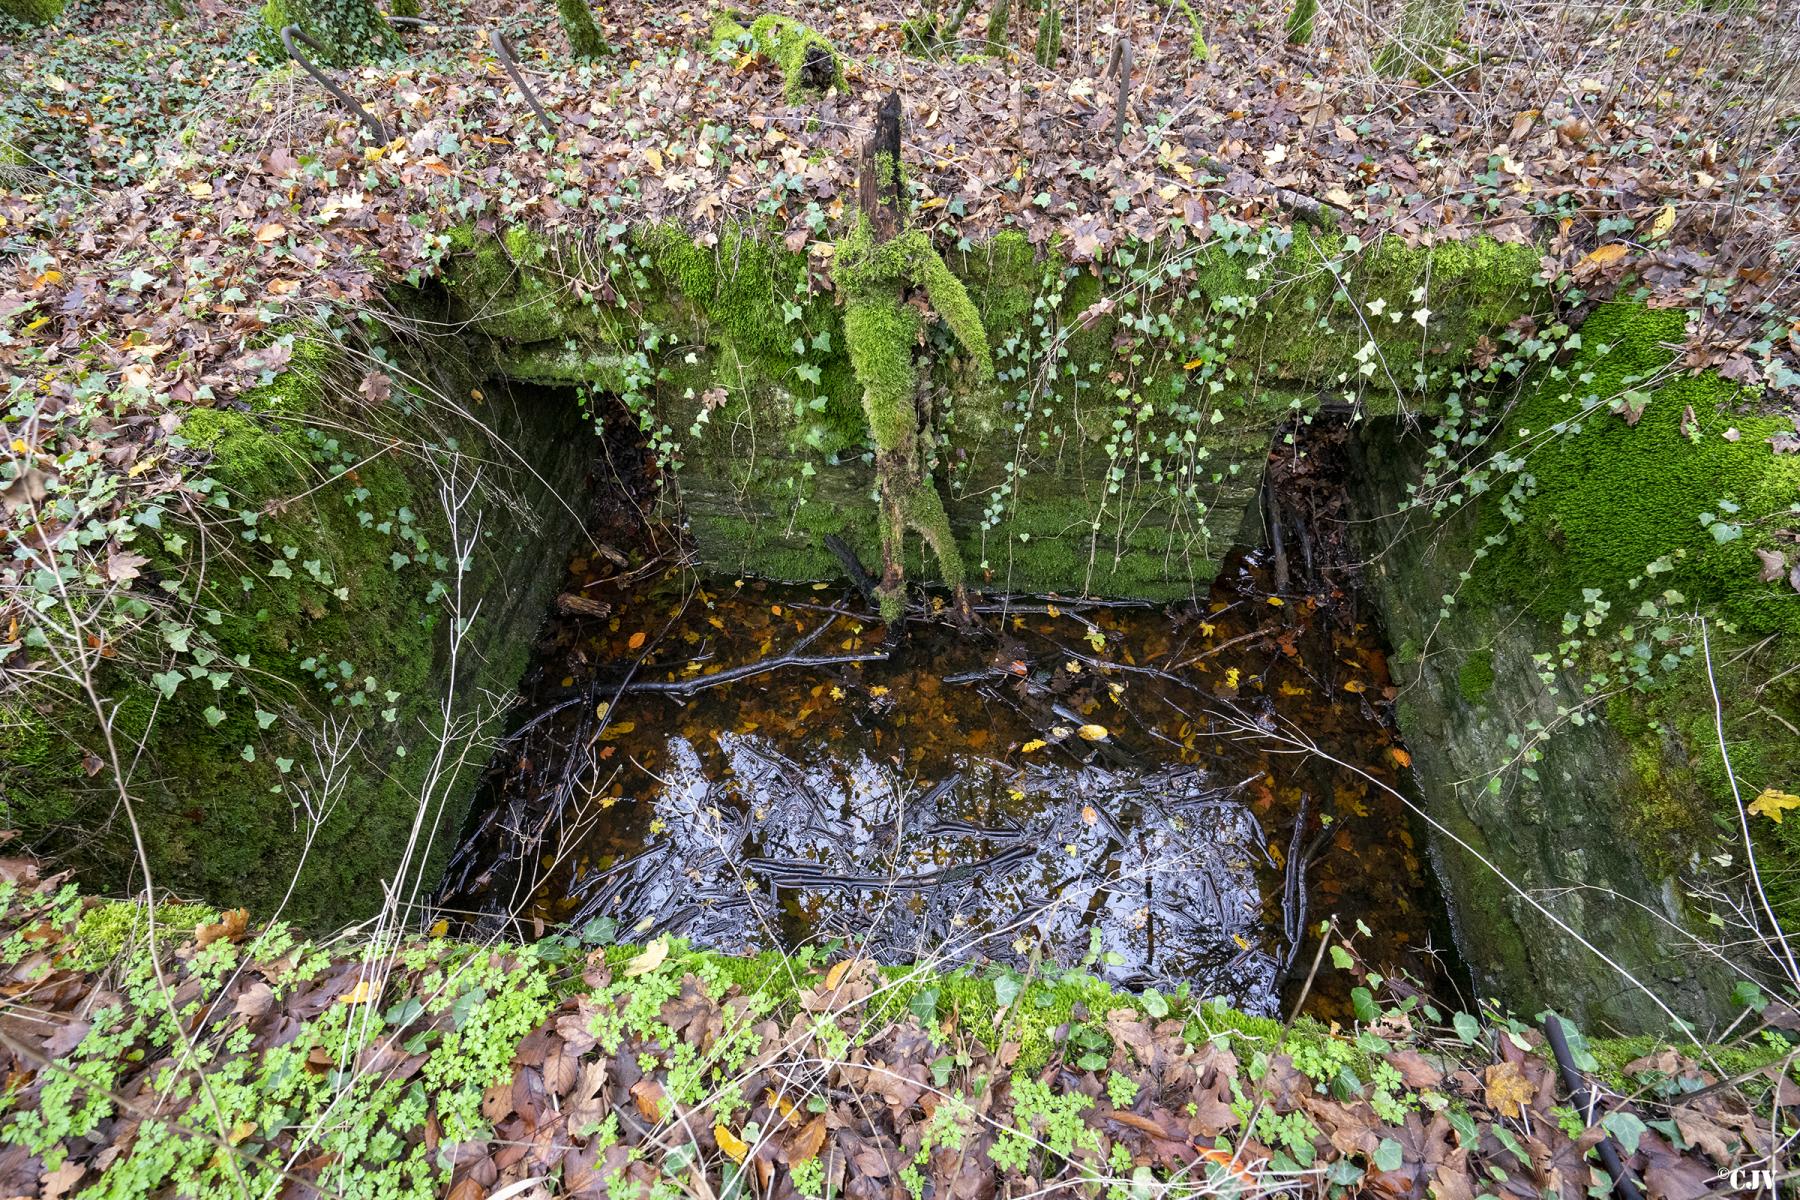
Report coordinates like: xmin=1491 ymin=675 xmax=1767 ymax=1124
xmin=618 ymin=650 xmax=886 ymax=696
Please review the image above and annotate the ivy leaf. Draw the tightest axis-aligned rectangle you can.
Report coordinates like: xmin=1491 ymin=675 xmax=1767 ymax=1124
xmin=1373 ymin=1137 xmax=1403 ymax=1173
xmin=1601 ymin=1111 xmax=1647 ymax=1156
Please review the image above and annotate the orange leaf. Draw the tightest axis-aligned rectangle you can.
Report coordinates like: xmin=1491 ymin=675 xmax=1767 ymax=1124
xmin=787 ymin=1115 xmax=827 ymax=1164
xmin=1578 ymin=242 xmax=1628 ymax=269
xmin=1388 ymin=747 xmax=1412 ymax=768
xmin=823 ymin=957 xmax=855 ymax=990
xmin=196 ymin=908 xmax=249 ymax=947
xmin=627 ymin=631 xmax=647 ymax=650
xmin=253 ymin=222 xmax=287 ymax=244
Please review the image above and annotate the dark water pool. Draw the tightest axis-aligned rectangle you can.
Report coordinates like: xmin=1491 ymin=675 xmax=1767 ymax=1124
xmin=440 ymin=547 xmax=1460 ymax=1021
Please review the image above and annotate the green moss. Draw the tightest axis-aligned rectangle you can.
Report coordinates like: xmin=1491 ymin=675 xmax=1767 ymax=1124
xmin=0 ymin=0 xmax=64 ymax=25
xmin=1477 ymin=303 xmax=1800 ymax=641
xmin=1035 ymin=0 xmax=1061 ymax=66
xmin=68 ymin=900 xmax=219 ymax=971
xmin=731 ymin=14 xmax=845 ymax=102
xmin=1176 ymin=0 xmax=1209 ymax=58
xmin=984 ymin=0 xmax=1009 ymax=53
xmin=1284 ymin=0 xmax=1315 ymax=43
xmin=255 ymin=0 xmax=400 ymax=67
xmin=6 ymin=330 xmax=593 ymax=927
xmin=557 ymin=0 xmax=607 ymax=58
xmin=1456 ymin=648 xmax=1494 ymax=703
xmin=443 ymin=222 xmax=1545 ymax=600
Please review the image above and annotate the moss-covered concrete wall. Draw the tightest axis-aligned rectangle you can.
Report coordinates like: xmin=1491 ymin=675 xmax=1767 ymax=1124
xmin=1349 ymin=302 xmax=1799 ymax=1031
xmin=0 ymin=330 xmax=595 ymax=927
xmin=439 ymin=222 xmax=1543 ymax=601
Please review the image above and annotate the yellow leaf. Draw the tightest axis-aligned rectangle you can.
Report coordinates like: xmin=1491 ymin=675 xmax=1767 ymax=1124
xmin=1045 ymin=604 xmax=1060 ymax=617
xmin=228 ymin=1120 xmax=257 ymax=1145
xmin=253 ymin=221 xmax=286 ymax=244
xmin=429 ymin=918 xmax=449 ymax=938
xmin=1232 ymin=933 xmax=1251 ymax=951
xmin=644 ymin=146 xmax=665 ymax=173
xmin=1022 ymin=739 xmax=1047 ymax=753
xmin=1182 ymin=357 xmax=1204 ymax=370
xmin=1080 ymin=805 xmax=1098 ymax=824
xmin=338 ymin=979 xmax=376 ymax=1005
xmin=1647 ymin=203 xmax=1676 ymax=240
xmin=1579 ymin=242 xmax=1629 ymax=269
xmin=1749 ymin=788 xmax=1800 ymax=824
xmin=823 ymin=957 xmax=855 ymax=990
xmin=1266 ymin=596 xmax=1285 ymax=607
xmin=715 ymin=1124 xmax=749 ymax=1163
xmin=624 ymin=934 xmax=670 ymax=977
xmin=1077 ymin=724 xmax=1109 ymax=742
xmin=918 ymin=196 xmax=946 ymax=210
xmin=1343 ymin=679 xmax=1367 ymax=693
xmin=1223 ymin=667 xmax=1240 ymax=690
xmin=1483 ymin=1061 xmax=1535 ymax=1118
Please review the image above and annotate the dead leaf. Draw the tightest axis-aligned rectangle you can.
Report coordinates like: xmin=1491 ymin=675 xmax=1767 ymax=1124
xmin=196 ymin=907 xmax=250 ymax=946
xmin=787 ymin=1115 xmax=827 ymax=1164
xmin=624 ymin=934 xmax=670 ymax=976
xmin=1483 ymin=1060 xmax=1535 ymax=1118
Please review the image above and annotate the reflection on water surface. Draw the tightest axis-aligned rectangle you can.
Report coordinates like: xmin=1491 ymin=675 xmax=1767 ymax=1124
xmin=443 ymin=548 xmax=1457 ymax=1020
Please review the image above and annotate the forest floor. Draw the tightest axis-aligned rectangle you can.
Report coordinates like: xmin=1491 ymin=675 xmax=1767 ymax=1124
xmin=1 ymin=841 xmax=1792 ymax=1200
xmin=3 ymin=0 xmax=1798 ymax=562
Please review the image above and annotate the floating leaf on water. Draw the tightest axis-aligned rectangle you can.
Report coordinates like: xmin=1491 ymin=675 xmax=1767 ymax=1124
xmin=1077 ymin=724 xmax=1109 ymax=741
xmin=627 ymin=631 xmax=647 ymax=650
xmin=1021 ymin=739 xmax=1046 ymax=753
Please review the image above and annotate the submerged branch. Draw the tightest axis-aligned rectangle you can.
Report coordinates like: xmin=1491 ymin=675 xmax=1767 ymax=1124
xmin=617 ymin=650 xmax=887 ymax=696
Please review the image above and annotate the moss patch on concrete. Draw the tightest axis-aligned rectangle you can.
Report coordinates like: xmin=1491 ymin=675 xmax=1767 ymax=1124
xmin=440 ymin=222 xmax=1543 ymax=601
xmin=0 ymin=330 xmax=594 ymax=927
xmin=1348 ymin=300 xmax=1799 ymax=1030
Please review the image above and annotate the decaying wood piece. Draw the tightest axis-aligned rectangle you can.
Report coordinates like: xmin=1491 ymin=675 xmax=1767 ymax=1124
xmin=837 ymin=91 xmax=993 ymax=628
